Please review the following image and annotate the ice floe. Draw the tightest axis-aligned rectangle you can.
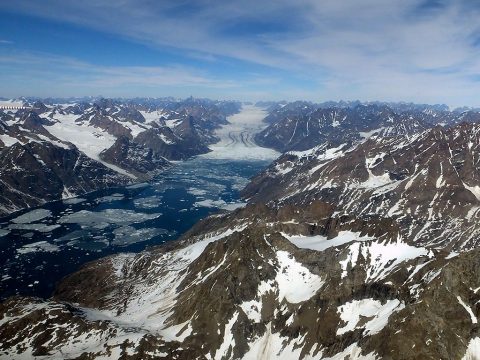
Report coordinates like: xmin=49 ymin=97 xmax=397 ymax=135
xmin=17 ymin=241 xmax=60 ymax=255
xmin=63 ymin=197 xmax=87 ymax=205
xmin=193 ymin=198 xmax=246 ymax=211
xmin=8 ymin=223 xmax=61 ymax=233
xmin=112 ymin=226 xmax=171 ymax=246
xmin=97 ymin=193 xmax=125 ymax=203
xmin=11 ymin=209 xmax=52 ymax=224
xmin=133 ymin=196 xmax=163 ymax=209
xmin=58 ymin=209 xmax=161 ymax=229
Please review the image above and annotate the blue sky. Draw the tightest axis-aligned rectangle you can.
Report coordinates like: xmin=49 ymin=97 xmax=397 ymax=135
xmin=1 ymin=0 xmax=480 ymax=106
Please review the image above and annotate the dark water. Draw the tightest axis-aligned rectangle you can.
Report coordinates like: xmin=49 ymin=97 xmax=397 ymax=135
xmin=0 ymin=158 xmax=269 ymax=300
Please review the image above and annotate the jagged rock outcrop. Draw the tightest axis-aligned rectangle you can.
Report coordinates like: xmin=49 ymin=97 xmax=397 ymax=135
xmin=76 ymin=106 xmax=135 ymax=138
xmin=100 ymin=136 xmax=170 ymax=180
xmin=133 ymin=122 xmax=210 ymax=160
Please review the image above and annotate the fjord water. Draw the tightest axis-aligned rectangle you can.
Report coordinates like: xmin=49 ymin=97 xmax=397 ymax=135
xmin=0 ymin=105 xmax=279 ymax=300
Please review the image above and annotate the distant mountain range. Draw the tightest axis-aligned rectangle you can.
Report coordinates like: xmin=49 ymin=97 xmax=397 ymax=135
xmin=255 ymin=101 xmax=480 ymax=152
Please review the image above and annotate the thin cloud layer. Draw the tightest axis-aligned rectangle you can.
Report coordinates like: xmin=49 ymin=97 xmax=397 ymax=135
xmin=1 ymin=0 xmax=480 ymax=106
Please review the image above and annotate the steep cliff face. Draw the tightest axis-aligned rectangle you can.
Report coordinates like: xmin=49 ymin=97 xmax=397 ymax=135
xmin=0 ymin=140 xmax=130 ymax=216
xmin=1 ymin=122 xmax=479 ymax=358
xmin=133 ymin=119 xmax=210 ymax=161
xmin=99 ymin=136 xmax=170 ymax=180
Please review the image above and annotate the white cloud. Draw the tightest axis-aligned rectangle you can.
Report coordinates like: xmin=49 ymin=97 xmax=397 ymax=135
xmin=0 ymin=51 xmax=283 ymax=99
xmin=3 ymin=0 xmax=480 ymax=105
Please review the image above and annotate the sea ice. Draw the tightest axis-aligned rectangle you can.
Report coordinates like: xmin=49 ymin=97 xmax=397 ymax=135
xmin=133 ymin=196 xmax=163 ymax=209
xmin=187 ymin=188 xmax=208 ymax=196
xmin=112 ymin=226 xmax=170 ymax=246
xmin=97 ymin=193 xmax=125 ymax=203
xmin=8 ymin=223 xmax=61 ymax=233
xmin=54 ymin=230 xmax=91 ymax=243
xmin=17 ymin=241 xmax=60 ymax=255
xmin=193 ymin=198 xmax=245 ymax=211
xmin=11 ymin=209 xmax=52 ymax=224
xmin=58 ymin=209 xmax=161 ymax=229
xmin=126 ymin=182 xmax=149 ymax=189
xmin=63 ymin=197 xmax=87 ymax=205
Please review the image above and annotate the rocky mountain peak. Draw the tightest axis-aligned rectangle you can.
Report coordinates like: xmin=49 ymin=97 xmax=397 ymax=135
xmin=31 ymin=101 xmax=49 ymax=114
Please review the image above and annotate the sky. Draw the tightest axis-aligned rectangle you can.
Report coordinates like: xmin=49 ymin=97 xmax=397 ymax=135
xmin=1 ymin=0 xmax=480 ymax=107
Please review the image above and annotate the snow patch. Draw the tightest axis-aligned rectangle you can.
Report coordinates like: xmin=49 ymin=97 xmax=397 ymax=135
xmin=242 ymin=323 xmax=319 ymax=360
xmin=337 ymin=299 xmax=404 ymax=335
xmin=0 ymin=134 xmax=19 ymax=147
xmin=359 ymin=127 xmax=385 ymax=139
xmin=215 ymin=312 xmax=239 ymax=359
xmin=457 ymin=296 xmax=478 ymax=324
xmin=340 ymin=238 xmax=429 ymax=280
xmin=322 ymin=342 xmax=377 ymax=360
xmin=462 ymin=337 xmax=480 ymax=360
xmin=275 ymin=250 xmax=324 ymax=303
xmin=284 ymin=231 xmax=373 ymax=253
xmin=464 ymin=183 xmax=480 ymax=201
xmin=240 ymin=299 xmax=263 ymax=323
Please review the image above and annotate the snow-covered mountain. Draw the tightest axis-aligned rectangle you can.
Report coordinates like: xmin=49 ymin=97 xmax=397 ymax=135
xmin=1 ymin=111 xmax=479 ymax=358
xmin=0 ymin=97 xmax=241 ymax=216
xmin=256 ymin=102 xmax=480 ymax=152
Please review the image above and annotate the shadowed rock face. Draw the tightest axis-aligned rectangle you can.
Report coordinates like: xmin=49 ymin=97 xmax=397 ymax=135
xmin=83 ymin=111 xmax=134 ymax=139
xmin=0 ymin=141 xmax=130 ymax=216
xmin=133 ymin=120 xmax=211 ymax=161
xmin=1 ymin=107 xmax=480 ymax=359
xmin=100 ymin=136 xmax=170 ymax=180
xmin=115 ymin=106 xmax=146 ymax=123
